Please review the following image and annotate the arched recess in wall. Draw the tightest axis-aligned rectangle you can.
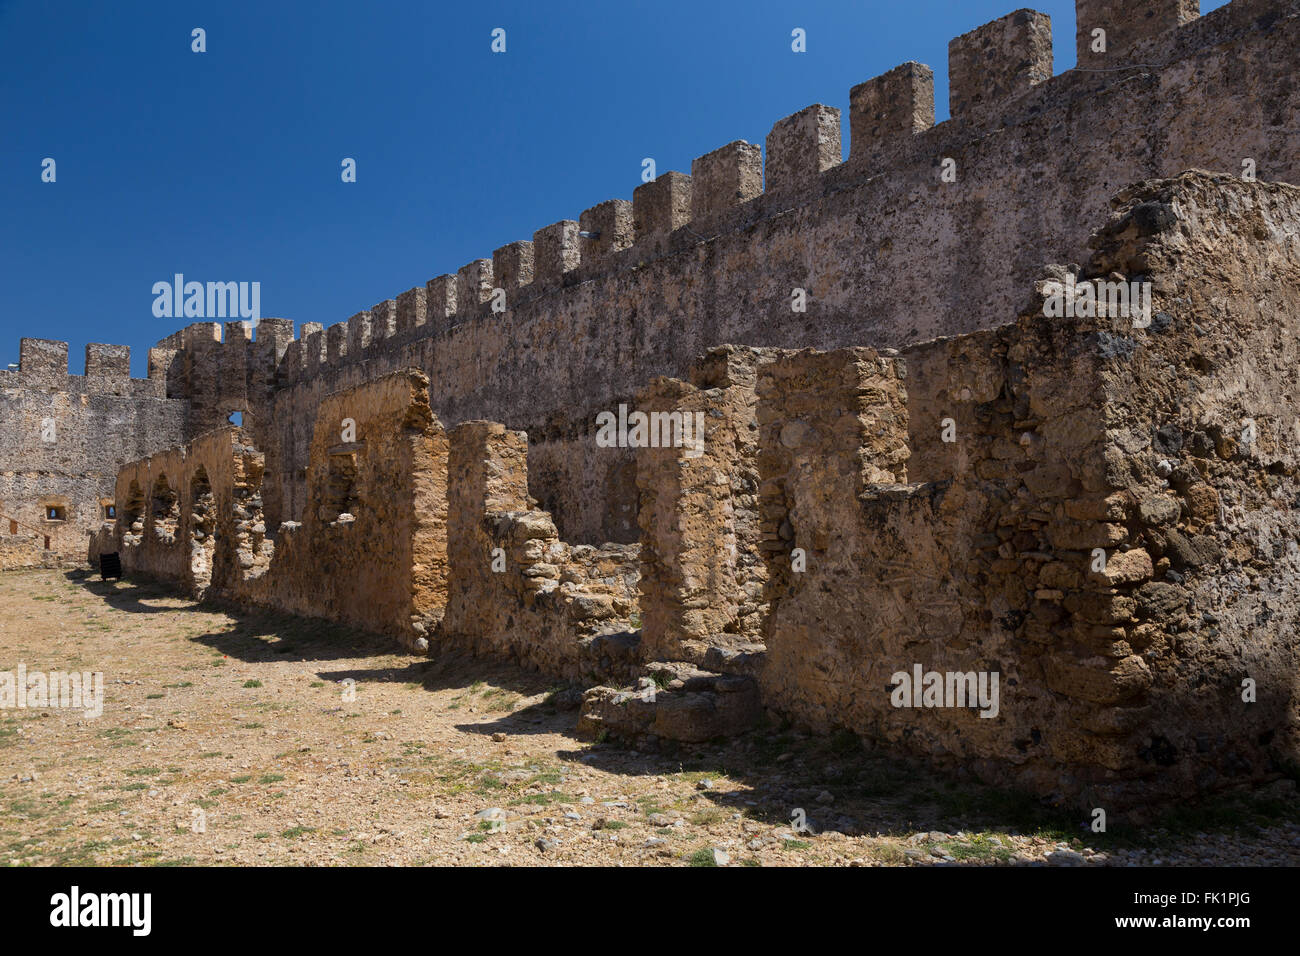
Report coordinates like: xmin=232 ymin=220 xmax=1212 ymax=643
xmin=122 ymin=481 xmax=145 ymax=547
xmin=190 ymin=467 xmax=216 ymax=594
xmin=151 ymin=474 xmax=179 ymax=544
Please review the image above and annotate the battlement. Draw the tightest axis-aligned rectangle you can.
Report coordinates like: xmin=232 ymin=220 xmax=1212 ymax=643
xmin=0 ymin=337 xmax=174 ymax=398
xmin=278 ymin=0 xmax=1206 ymax=339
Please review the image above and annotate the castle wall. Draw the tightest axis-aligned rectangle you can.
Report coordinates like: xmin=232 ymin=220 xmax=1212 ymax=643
xmin=240 ymin=369 xmax=446 ymax=644
xmin=0 ymin=340 xmax=187 ymax=563
xmin=151 ymin=0 xmax=1299 ymax=546
xmin=108 ymin=374 xmax=641 ymax=679
xmin=102 ymin=169 xmax=1300 ymax=808
xmin=61 ymin=0 xmax=1300 ymax=811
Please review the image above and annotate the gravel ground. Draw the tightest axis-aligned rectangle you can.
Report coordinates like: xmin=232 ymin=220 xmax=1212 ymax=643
xmin=2 ymin=568 xmax=1297 ymax=867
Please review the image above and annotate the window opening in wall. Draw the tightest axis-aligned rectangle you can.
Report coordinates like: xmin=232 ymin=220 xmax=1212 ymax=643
xmin=45 ymin=506 xmax=66 ymax=522
xmin=322 ymin=451 xmax=360 ymax=523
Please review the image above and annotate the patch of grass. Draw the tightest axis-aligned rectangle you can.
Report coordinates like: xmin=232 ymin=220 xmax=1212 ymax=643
xmin=242 ymin=680 xmax=262 ymax=688
xmin=281 ymin=826 xmax=316 ymax=840
xmin=1149 ymin=791 xmax=1300 ymax=843
xmin=145 ymin=693 xmax=164 ymax=700
xmin=124 ymin=767 xmax=162 ymax=776
xmin=230 ymin=775 xmax=252 ymax=784
xmin=871 ymin=843 xmax=906 ymax=865
xmin=258 ymin=774 xmax=285 ymax=784
xmin=690 ymin=808 xmax=726 ymax=827
xmin=781 ymin=839 xmax=813 ymax=851
xmin=688 ymin=848 xmax=718 ymax=867
xmin=510 ymin=791 xmax=572 ymax=807
xmin=944 ymin=833 xmax=1013 ymax=863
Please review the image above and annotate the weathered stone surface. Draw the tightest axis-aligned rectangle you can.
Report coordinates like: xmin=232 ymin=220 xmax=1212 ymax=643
xmin=577 ymin=666 xmax=761 ymax=744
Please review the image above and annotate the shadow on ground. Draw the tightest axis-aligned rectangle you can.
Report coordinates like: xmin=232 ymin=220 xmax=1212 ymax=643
xmin=66 ymin=569 xmax=1300 ymax=861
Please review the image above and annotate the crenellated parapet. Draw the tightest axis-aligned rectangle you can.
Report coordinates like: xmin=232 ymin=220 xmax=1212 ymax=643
xmin=1 ymin=337 xmax=168 ymax=397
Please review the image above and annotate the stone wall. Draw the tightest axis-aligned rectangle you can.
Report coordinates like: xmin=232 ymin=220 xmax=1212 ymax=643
xmin=750 ymin=172 xmax=1300 ymax=809
xmin=106 ymin=168 xmax=1300 ymax=811
xmin=143 ymin=0 xmax=1300 ymax=545
xmin=0 ymin=533 xmax=56 ymax=571
xmin=100 ymin=170 xmax=1300 ymax=810
xmin=0 ymin=339 xmax=187 ymax=562
xmin=635 ymin=346 xmax=770 ymax=668
xmin=439 ymin=422 xmax=641 ymax=681
xmin=107 ymin=372 xmax=641 ymax=679
xmin=110 ymin=370 xmax=447 ymax=649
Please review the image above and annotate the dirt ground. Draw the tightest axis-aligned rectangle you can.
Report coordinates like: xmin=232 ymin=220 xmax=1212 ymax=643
xmin=2 ymin=568 xmax=1298 ymax=867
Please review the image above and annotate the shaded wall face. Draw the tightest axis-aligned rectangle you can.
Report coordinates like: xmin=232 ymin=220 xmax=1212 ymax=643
xmin=1078 ymin=174 xmax=1300 ymax=802
xmin=756 ymin=326 xmax=1118 ymax=802
xmin=634 ymin=347 xmax=772 ymax=667
xmin=754 ymin=174 xmax=1300 ymax=809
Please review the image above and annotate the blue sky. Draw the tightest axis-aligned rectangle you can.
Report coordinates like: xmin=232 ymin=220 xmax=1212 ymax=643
xmin=0 ymin=0 xmax=1227 ymax=376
